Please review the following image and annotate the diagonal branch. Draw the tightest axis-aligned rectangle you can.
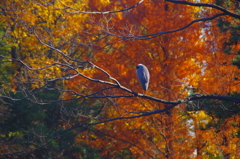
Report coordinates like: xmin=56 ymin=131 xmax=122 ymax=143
xmin=166 ymin=0 xmax=240 ymax=19
xmin=106 ymin=13 xmax=227 ymax=40
xmin=1 ymin=53 xmax=240 ymax=105
xmin=56 ymin=0 xmax=144 ymax=14
xmin=33 ymin=30 xmax=123 ymax=87
xmin=1 ymin=54 xmax=240 ymax=105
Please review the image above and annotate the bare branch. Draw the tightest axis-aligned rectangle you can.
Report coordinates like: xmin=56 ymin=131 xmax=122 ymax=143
xmin=55 ymin=0 xmax=144 ymax=14
xmin=166 ymin=0 xmax=240 ymax=19
xmin=188 ymin=94 xmax=240 ymax=103
xmin=106 ymin=13 xmax=227 ymax=40
xmin=33 ymin=31 xmax=125 ymax=87
xmin=1 ymin=53 xmax=240 ymax=105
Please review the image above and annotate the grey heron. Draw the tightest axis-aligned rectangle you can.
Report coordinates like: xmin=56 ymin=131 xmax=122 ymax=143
xmin=136 ymin=64 xmax=150 ymax=91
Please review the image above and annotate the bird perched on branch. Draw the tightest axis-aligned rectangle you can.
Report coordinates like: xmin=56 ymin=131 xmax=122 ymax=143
xmin=136 ymin=64 xmax=150 ymax=91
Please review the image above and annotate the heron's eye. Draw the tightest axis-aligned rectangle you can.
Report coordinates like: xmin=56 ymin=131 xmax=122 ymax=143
xmin=136 ymin=66 xmax=139 ymax=69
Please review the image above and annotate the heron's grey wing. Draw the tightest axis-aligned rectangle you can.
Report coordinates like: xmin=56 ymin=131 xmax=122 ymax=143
xmin=137 ymin=69 xmax=145 ymax=89
xmin=137 ymin=67 xmax=149 ymax=90
xmin=142 ymin=67 xmax=150 ymax=90
xmin=142 ymin=66 xmax=150 ymax=81
xmin=145 ymin=69 xmax=149 ymax=79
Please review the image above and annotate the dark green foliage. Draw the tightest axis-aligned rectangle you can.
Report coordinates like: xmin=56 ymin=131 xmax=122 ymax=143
xmin=217 ymin=18 xmax=230 ymax=32
xmin=0 ymin=89 xmax=103 ymax=159
xmin=232 ymin=55 xmax=240 ymax=69
xmin=0 ymin=22 xmax=12 ymax=87
xmin=186 ymin=93 xmax=240 ymax=119
xmin=216 ymin=0 xmax=223 ymax=6
xmin=77 ymin=145 xmax=104 ymax=159
xmin=217 ymin=13 xmax=240 ymax=68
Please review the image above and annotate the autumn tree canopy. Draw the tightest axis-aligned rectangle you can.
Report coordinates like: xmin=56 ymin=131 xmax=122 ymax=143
xmin=0 ymin=0 xmax=239 ymax=158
